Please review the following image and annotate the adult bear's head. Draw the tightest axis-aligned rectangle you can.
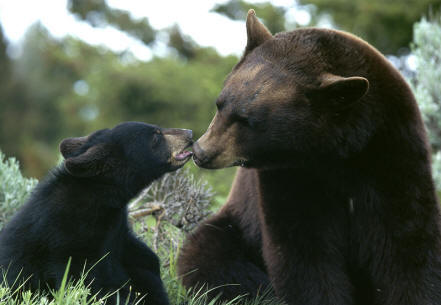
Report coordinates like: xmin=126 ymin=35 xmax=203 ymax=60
xmin=193 ymin=10 xmax=417 ymax=170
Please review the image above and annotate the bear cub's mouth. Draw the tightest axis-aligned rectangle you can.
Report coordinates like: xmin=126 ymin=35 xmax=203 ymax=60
xmin=174 ymin=143 xmax=193 ymax=161
xmin=175 ymin=150 xmax=193 ymax=161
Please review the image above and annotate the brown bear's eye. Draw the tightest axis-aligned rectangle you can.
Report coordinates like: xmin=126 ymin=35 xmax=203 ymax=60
xmin=236 ymin=115 xmax=248 ymax=125
xmin=216 ymin=99 xmax=225 ymax=111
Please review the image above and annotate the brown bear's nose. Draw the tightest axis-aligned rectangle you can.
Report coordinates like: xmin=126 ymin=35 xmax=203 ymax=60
xmin=192 ymin=142 xmax=208 ymax=166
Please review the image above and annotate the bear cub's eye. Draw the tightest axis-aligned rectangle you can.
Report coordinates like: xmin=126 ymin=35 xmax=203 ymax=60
xmin=152 ymin=130 xmax=162 ymax=147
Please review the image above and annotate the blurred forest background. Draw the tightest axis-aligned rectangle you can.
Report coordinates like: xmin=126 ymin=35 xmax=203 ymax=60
xmin=1 ymin=0 xmax=441 ymax=202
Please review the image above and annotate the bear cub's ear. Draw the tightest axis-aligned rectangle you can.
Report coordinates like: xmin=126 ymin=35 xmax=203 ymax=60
xmin=59 ymin=136 xmax=89 ymax=159
xmin=63 ymin=144 xmax=110 ymax=177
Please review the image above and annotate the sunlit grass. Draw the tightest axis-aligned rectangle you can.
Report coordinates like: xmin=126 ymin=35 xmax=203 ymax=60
xmin=0 ymin=237 xmax=283 ymax=305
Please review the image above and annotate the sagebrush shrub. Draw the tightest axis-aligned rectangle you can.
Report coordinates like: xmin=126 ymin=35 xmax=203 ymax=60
xmin=0 ymin=150 xmax=37 ymax=229
xmin=410 ymin=15 xmax=441 ymax=191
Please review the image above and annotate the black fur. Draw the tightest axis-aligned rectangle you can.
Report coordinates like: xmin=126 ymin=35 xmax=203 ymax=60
xmin=0 ymin=122 xmax=192 ymax=305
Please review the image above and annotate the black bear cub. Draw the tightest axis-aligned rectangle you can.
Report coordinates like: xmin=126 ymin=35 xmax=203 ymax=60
xmin=0 ymin=121 xmax=193 ymax=305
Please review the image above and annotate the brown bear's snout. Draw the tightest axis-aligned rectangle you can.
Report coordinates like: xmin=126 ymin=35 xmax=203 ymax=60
xmin=191 ymin=116 xmax=242 ymax=169
xmin=192 ymin=141 xmax=209 ymax=167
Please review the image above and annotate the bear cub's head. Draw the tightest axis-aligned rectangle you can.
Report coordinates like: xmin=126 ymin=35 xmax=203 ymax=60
xmin=60 ymin=121 xmax=193 ymax=192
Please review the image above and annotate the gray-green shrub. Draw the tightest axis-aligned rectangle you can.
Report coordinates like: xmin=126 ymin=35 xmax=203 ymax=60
xmin=0 ymin=151 xmax=37 ymax=229
xmin=410 ymin=15 xmax=441 ymax=191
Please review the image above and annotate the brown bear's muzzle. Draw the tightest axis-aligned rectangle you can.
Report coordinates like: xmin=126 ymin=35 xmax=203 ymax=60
xmin=192 ymin=141 xmax=210 ymax=167
xmin=192 ymin=136 xmax=240 ymax=169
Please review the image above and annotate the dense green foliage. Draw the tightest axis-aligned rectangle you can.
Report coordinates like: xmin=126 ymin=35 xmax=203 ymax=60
xmin=215 ymin=0 xmax=441 ymax=54
xmin=297 ymin=0 xmax=441 ymax=54
xmin=68 ymin=0 xmax=156 ymax=45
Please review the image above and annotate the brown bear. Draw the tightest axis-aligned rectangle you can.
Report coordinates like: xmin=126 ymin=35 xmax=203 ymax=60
xmin=177 ymin=9 xmax=441 ymax=305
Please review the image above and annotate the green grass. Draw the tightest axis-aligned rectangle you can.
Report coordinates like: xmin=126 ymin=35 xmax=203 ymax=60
xmin=0 ymin=222 xmax=283 ymax=305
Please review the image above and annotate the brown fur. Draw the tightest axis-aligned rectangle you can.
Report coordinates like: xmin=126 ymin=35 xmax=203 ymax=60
xmin=178 ymin=169 xmax=266 ymax=300
xmin=178 ymin=11 xmax=441 ymax=305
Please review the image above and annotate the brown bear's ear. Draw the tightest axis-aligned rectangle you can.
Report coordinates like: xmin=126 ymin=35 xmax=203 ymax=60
xmin=59 ymin=136 xmax=89 ymax=159
xmin=245 ymin=9 xmax=273 ymax=55
xmin=316 ymin=73 xmax=369 ymax=107
xmin=64 ymin=144 xmax=109 ymax=177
